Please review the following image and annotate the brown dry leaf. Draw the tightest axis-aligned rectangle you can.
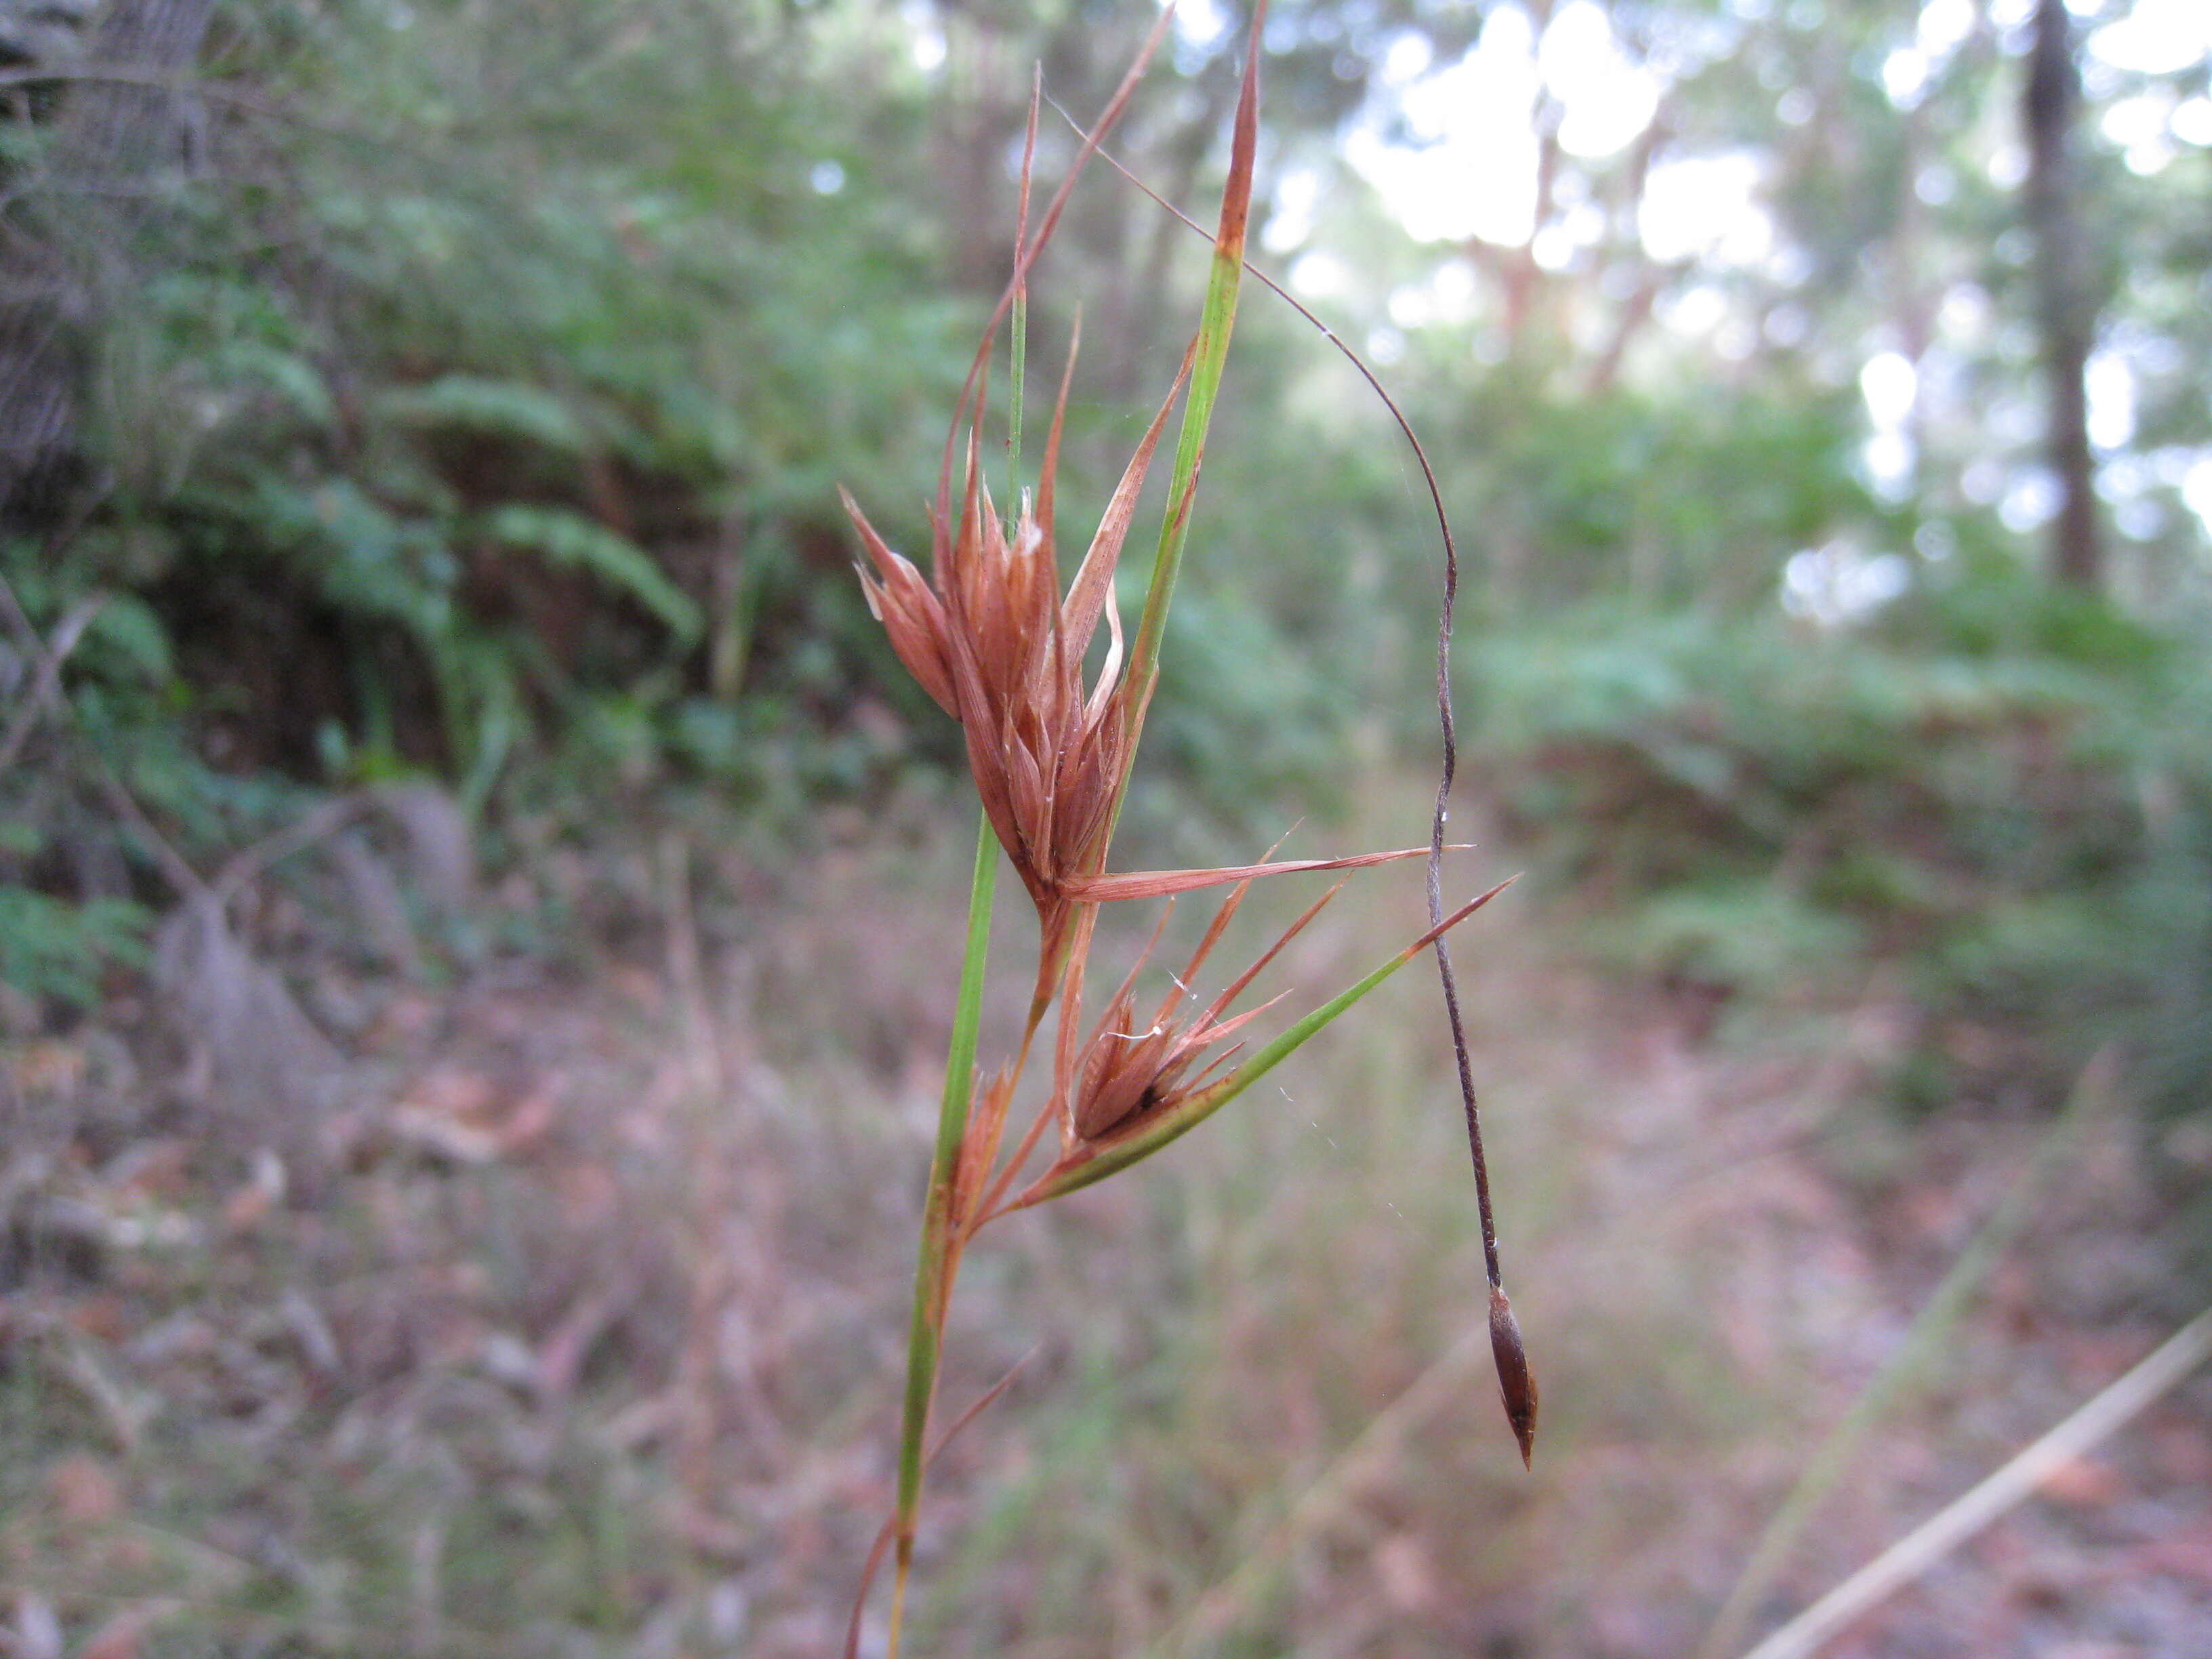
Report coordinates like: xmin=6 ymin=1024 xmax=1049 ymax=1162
xmin=497 ymin=1089 xmax=558 ymax=1153
xmin=533 ymin=1282 xmax=629 ymax=1403
xmin=77 ymin=1601 xmax=173 ymax=1659
xmin=47 ymin=1452 xmax=123 ymax=1527
xmin=1373 ymin=1532 xmax=1438 ymax=1614
xmin=64 ymin=1294 xmax=127 ymax=1343
xmin=2035 ymin=1452 xmax=2123 ymax=1506
xmin=553 ymin=1158 xmax=619 ymax=1227
xmin=390 ymin=1109 xmax=501 ymax=1166
xmin=5 ymin=1038 xmax=85 ymax=1095
xmin=389 ymin=1067 xmax=552 ymax=1166
xmin=2134 ymin=1525 xmax=2212 ymax=1586
xmin=220 ymin=1181 xmax=276 ymax=1233
xmin=363 ymin=987 xmax=440 ymax=1050
xmin=221 ymin=1149 xmax=287 ymax=1233
xmin=2150 ymin=1421 xmax=2212 ymax=1484
xmin=403 ymin=1064 xmax=498 ymax=1117
xmin=609 ymin=962 xmax=665 ymax=1013
xmin=106 ymin=1140 xmax=189 ymax=1200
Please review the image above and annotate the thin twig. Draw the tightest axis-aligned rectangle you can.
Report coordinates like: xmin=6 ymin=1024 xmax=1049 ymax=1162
xmin=207 ymin=792 xmax=373 ymax=907
xmin=0 ymin=571 xmax=204 ymax=897
xmin=0 ymin=570 xmax=377 ymax=909
xmin=0 ymin=589 xmax=104 ymax=775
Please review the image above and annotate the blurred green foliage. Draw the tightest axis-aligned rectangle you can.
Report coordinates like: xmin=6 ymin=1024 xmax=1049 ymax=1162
xmin=3 ymin=0 xmax=983 ymax=975
xmin=1473 ymin=561 xmax=2212 ymax=1176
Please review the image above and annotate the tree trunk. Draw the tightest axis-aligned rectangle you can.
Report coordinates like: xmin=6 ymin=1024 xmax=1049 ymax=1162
xmin=2022 ymin=0 xmax=2102 ymax=590
xmin=0 ymin=0 xmax=214 ymax=520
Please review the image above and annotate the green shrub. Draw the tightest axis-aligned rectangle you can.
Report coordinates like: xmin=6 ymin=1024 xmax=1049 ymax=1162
xmin=1473 ymin=571 xmax=2212 ymax=1130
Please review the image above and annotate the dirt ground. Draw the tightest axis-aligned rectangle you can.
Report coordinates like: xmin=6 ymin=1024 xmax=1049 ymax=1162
xmin=3 ymin=805 xmax=2207 ymax=1658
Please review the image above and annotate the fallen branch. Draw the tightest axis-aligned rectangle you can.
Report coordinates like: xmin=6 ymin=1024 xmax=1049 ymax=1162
xmin=1738 ymin=1305 xmax=2212 ymax=1659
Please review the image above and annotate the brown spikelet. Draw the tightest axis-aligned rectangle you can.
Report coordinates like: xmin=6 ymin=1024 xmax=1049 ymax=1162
xmin=844 ymin=490 xmax=958 ymax=717
xmin=838 ymin=0 xmax=1187 ymax=1009
xmin=842 ymin=344 xmax=1191 ymax=995
xmin=1060 ymin=876 xmax=1340 ymax=1147
xmin=1489 ymin=1284 xmax=1539 ymax=1469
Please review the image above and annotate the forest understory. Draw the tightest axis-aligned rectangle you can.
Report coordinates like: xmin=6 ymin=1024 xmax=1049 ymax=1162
xmin=4 ymin=3 xmax=2211 ymax=1652
xmin=3 ymin=785 xmax=2203 ymax=1659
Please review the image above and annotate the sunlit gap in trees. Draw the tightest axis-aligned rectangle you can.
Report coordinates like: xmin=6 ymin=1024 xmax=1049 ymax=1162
xmin=1267 ymin=0 xmax=2212 ymax=582
xmin=1332 ymin=5 xmax=1759 ymax=281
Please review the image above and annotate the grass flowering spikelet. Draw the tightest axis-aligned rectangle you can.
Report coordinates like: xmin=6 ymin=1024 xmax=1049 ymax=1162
xmin=840 ymin=4 xmax=1538 ymax=1646
xmin=841 ymin=341 xmax=1185 ymax=995
xmin=1064 ymin=876 xmax=1334 ymax=1145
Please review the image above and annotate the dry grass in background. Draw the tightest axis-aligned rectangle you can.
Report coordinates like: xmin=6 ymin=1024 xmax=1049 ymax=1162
xmin=3 ymin=775 xmax=2205 ymax=1658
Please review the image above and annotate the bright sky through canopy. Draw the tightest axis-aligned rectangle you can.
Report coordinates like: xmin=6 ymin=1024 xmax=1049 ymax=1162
xmin=1339 ymin=0 xmax=2211 ymax=259
xmin=1343 ymin=1 xmax=1738 ymax=260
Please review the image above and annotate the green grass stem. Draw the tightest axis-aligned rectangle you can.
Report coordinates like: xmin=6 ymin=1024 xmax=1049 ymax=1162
xmin=1119 ymin=2 xmax=1262 ymax=769
xmin=888 ymin=806 xmax=1000 ymax=1658
xmin=1009 ymin=289 xmax=1027 ymax=491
